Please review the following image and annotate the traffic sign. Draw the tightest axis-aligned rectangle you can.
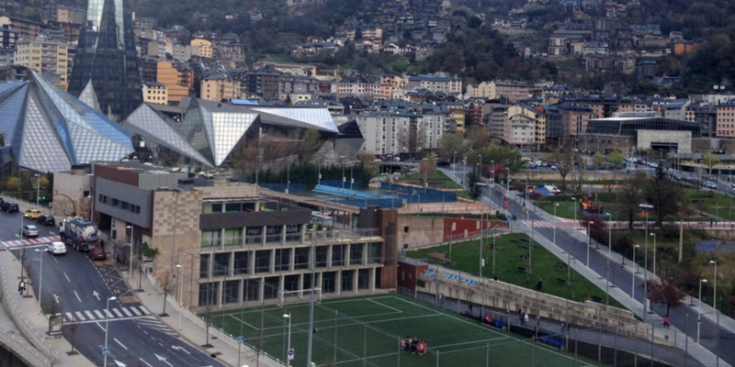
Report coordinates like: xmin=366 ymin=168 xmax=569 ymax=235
xmin=288 ymin=348 xmax=294 ymax=360
xmin=102 ymin=346 xmax=110 ymax=355
xmin=237 ymin=336 xmax=244 ymax=344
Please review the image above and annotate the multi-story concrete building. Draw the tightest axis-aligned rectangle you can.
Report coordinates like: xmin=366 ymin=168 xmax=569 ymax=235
xmin=142 ymin=81 xmax=168 ymax=105
xmin=507 ymin=105 xmax=546 ymax=146
xmin=354 ymin=112 xmax=444 ymax=155
xmin=89 ymin=162 xmax=395 ymax=310
xmin=406 ymin=74 xmax=461 ymax=94
xmin=200 ymin=75 xmax=240 ymax=102
xmin=14 ymin=38 xmax=69 ymax=88
xmin=0 ymin=47 xmax=12 ymax=67
xmin=215 ymin=42 xmax=245 ymax=63
xmin=489 ymin=80 xmax=540 ymax=103
xmin=156 ymin=60 xmax=193 ymax=103
xmin=56 ymin=4 xmax=85 ymax=24
xmin=247 ymin=66 xmax=281 ymax=100
xmin=446 ymin=102 xmax=466 ymax=132
xmin=0 ymin=23 xmax=18 ymax=49
xmin=486 ymin=105 xmax=509 ymax=142
xmin=557 ymin=103 xmax=593 ymax=138
xmin=190 ymin=38 xmax=212 ymax=58
xmin=0 ymin=16 xmax=49 ymax=40
xmin=716 ymin=100 xmax=735 ymax=137
xmin=279 ymin=75 xmax=319 ymax=101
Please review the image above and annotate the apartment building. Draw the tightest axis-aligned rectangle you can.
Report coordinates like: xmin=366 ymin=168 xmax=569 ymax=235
xmin=90 ymin=163 xmax=394 ymax=310
xmin=200 ymin=75 xmax=240 ymax=102
xmin=507 ymin=105 xmax=545 ymax=146
xmin=716 ymin=100 xmax=735 ymax=137
xmin=142 ymin=81 xmax=168 ymax=105
xmin=0 ymin=23 xmax=18 ymax=49
xmin=56 ymin=5 xmax=85 ymax=24
xmin=489 ymin=80 xmax=540 ymax=103
xmin=354 ymin=112 xmax=445 ymax=155
xmin=190 ymin=38 xmax=212 ymax=58
xmin=486 ymin=105 xmax=509 ymax=142
xmin=156 ymin=60 xmax=193 ymax=103
xmin=558 ymin=103 xmax=593 ymax=137
xmin=406 ymin=74 xmax=461 ymax=94
xmin=279 ymin=75 xmax=319 ymax=101
xmin=14 ymin=38 xmax=69 ymax=88
xmin=0 ymin=16 xmax=48 ymax=40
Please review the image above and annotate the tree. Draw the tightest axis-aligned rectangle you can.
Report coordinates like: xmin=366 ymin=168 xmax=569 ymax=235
xmin=438 ymin=133 xmax=465 ymax=163
xmin=580 ymin=215 xmax=608 ymax=244
xmin=356 ymin=152 xmax=378 ymax=176
xmin=419 ymin=156 xmax=437 ymax=183
xmin=593 ymin=152 xmax=606 ymax=167
xmin=38 ymin=176 xmax=50 ymax=189
xmin=550 ymin=146 xmax=573 ymax=191
xmin=468 ymin=144 xmax=523 ymax=173
xmin=157 ymin=270 xmax=175 ymax=317
xmin=646 ymin=278 xmax=686 ymax=316
xmin=6 ymin=177 xmax=20 ymax=191
xmin=703 ymin=154 xmax=719 ymax=176
xmin=300 ymin=129 xmax=322 ymax=164
xmin=644 ymin=165 xmax=683 ymax=227
xmin=138 ymin=242 xmax=159 ymax=292
xmin=617 ymin=171 xmax=647 ymax=229
xmin=609 ymin=150 xmax=624 ymax=166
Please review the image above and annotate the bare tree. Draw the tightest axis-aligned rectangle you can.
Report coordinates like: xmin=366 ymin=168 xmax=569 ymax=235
xmin=551 ymin=146 xmax=573 ymax=191
xmin=157 ymin=270 xmax=175 ymax=317
xmin=617 ymin=171 xmax=647 ymax=229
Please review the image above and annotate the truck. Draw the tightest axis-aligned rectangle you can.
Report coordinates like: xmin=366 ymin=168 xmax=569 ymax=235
xmin=59 ymin=217 xmax=100 ymax=252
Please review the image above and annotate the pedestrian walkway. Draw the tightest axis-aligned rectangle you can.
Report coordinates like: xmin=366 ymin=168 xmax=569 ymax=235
xmin=2 ymin=235 xmax=60 ymax=248
xmin=62 ymin=305 xmax=151 ymax=323
xmin=128 ymin=266 xmax=285 ymax=367
xmin=521 ymin=220 xmax=580 ymax=228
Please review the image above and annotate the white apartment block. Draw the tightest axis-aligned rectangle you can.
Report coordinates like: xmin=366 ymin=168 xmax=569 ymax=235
xmin=355 ymin=113 xmax=445 ymax=155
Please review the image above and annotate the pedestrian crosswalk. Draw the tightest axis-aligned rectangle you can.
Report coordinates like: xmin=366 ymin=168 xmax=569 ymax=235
xmin=521 ymin=220 xmax=580 ymax=228
xmin=63 ymin=305 xmax=150 ymax=323
xmin=133 ymin=317 xmax=180 ymax=338
xmin=2 ymin=236 xmax=60 ymax=248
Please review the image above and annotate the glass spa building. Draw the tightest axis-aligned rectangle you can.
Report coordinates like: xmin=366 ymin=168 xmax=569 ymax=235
xmin=67 ymin=0 xmax=142 ymax=122
xmin=0 ymin=70 xmax=133 ymax=174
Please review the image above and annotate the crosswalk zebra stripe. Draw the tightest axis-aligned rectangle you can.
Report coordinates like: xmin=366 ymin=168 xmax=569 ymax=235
xmin=121 ymin=307 xmax=133 ymax=317
xmin=112 ymin=308 xmax=124 ymax=317
xmin=105 ymin=309 xmax=113 ymax=318
xmin=140 ymin=307 xmax=151 ymax=315
xmin=84 ymin=311 xmax=94 ymax=319
xmin=66 ymin=312 xmax=74 ymax=321
xmin=74 ymin=311 xmax=86 ymax=321
xmin=94 ymin=310 xmax=105 ymax=319
xmin=130 ymin=307 xmax=142 ymax=316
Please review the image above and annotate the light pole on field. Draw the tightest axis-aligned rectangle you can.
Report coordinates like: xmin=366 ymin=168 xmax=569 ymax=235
xmin=698 ymin=278 xmax=707 ymax=343
xmin=103 ymin=296 xmax=117 ymax=367
xmin=283 ymin=313 xmax=292 ymax=367
xmin=710 ymin=260 xmax=717 ymax=312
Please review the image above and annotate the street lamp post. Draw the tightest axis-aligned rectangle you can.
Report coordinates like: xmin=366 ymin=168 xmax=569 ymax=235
xmin=698 ymin=279 xmax=707 ymax=343
xmin=586 ymin=220 xmax=591 ymax=268
xmin=104 ymin=296 xmax=117 ymax=367
xmin=127 ymin=225 xmax=134 ymax=280
xmin=710 ymin=260 xmax=717 ymax=312
xmin=553 ymin=203 xmax=559 ymax=246
xmin=177 ymin=264 xmax=183 ymax=330
xmin=453 ymin=151 xmax=457 ymax=174
xmin=34 ymin=248 xmax=45 ymax=308
xmin=283 ymin=314 xmax=292 ymax=367
xmin=650 ymin=233 xmax=657 ymax=277
xmin=340 ymin=155 xmax=345 ymax=189
xmin=632 ymin=245 xmax=640 ymax=300
xmin=505 ymin=168 xmax=510 ymax=193
xmin=644 ymin=216 xmax=649 ymax=316
xmin=572 ymin=197 xmax=576 ymax=223
xmin=608 ymin=213 xmax=613 ymax=257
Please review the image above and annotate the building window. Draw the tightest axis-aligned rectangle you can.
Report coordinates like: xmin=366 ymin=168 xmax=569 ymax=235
xmin=265 ymin=225 xmax=282 ymax=243
xmin=213 ymin=253 xmax=230 ymax=276
xmin=342 ymin=270 xmax=355 ymax=292
xmin=369 ymin=243 xmax=382 ymax=264
xmin=350 ymin=244 xmax=364 ymax=265
xmin=275 ymin=248 xmax=290 ymax=271
xmin=294 ymin=247 xmax=310 ymax=270
xmin=223 ymin=280 xmax=239 ymax=304
xmin=263 ymin=277 xmax=280 ymax=299
xmin=224 ymin=228 xmax=241 ymax=246
xmin=201 ymin=230 xmax=220 ymax=247
xmin=358 ymin=269 xmax=370 ymax=290
xmin=315 ymin=246 xmax=328 ymax=268
xmin=198 ymin=282 xmax=218 ymax=306
xmin=245 ymin=227 xmax=262 ymax=244
xmin=255 ymin=250 xmax=271 ymax=273
xmin=233 ymin=251 xmax=250 ymax=275
xmin=322 ymin=271 xmax=336 ymax=293
xmin=332 ymin=245 xmax=345 ymax=267
xmin=285 ymin=224 xmax=301 ymax=242
xmin=243 ymin=278 xmax=260 ymax=302
xmin=199 ymin=254 xmax=210 ymax=279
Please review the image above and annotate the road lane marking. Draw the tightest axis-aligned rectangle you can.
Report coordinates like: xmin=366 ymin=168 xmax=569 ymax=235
xmin=63 ymin=272 xmax=70 ymax=282
xmin=94 ymin=310 xmax=105 ymax=319
xmin=138 ymin=358 xmax=153 ymax=367
xmin=74 ymin=291 xmax=82 ymax=302
xmin=65 ymin=312 xmax=74 ymax=321
xmin=112 ymin=308 xmax=124 ymax=317
xmin=94 ymin=322 xmax=105 ymax=332
xmin=113 ymin=338 xmax=128 ymax=350
xmin=74 ymin=311 xmax=86 ymax=321
xmin=121 ymin=307 xmax=133 ymax=317
xmin=84 ymin=311 xmax=94 ymax=320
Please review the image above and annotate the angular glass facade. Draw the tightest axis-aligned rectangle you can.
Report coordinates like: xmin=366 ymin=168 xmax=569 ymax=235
xmin=68 ymin=0 xmax=142 ymax=122
xmin=124 ymin=99 xmax=339 ymax=168
xmin=0 ymin=71 xmax=134 ymax=173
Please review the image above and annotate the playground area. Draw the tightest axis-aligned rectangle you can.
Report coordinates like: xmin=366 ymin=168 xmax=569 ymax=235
xmin=209 ymin=294 xmax=607 ymax=367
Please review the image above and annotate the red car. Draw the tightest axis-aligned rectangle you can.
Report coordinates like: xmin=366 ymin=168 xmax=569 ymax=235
xmin=88 ymin=246 xmax=107 ymax=261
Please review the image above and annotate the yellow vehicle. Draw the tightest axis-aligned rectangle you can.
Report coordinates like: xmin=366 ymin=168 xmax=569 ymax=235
xmin=23 ymin=208 xmax=42 ymax=219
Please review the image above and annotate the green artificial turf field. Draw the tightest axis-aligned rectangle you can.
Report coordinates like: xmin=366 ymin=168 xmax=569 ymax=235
xmin=209 ymin=294 xmax=606 ymax=367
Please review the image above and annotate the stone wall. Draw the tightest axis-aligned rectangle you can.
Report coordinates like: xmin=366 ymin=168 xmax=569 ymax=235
xmin=415 ymin=266 xmax=674 ymax=347
xmin=397 ymin=216 xmax=445 ymax=248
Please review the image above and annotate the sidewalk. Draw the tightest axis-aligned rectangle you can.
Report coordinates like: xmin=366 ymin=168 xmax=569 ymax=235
xmin=0 ymin=248 xmax=95 ymax=367
xmin=509 ymin=192 xmax=729 ymax=367
xmin=129 ymin=268 xmax=285 ymax=367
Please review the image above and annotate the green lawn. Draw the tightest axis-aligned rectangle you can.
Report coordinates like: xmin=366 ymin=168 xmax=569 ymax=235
xmin=209 ymin=294 xmax=607 ymax=367
xmin=685 ymin=188 xmax=735 ymax=220
xmin=400 ymin=170 xmax=463 ymax=190
xmin=405 ymin=233 xmax=625 ymax=309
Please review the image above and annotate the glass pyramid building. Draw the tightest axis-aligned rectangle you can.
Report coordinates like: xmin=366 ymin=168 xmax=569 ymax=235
xmin=124 ymin=99 xmax=339 ymax=168
xmin=67 ymin=0 xmax=142 ymax=122
xmin=0 ymin=71 xmax=134 ymax=173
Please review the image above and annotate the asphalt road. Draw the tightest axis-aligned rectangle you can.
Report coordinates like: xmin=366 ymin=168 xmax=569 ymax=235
xmin=0 ymin=211 xmax=225 ymax=367
xmin=485 ymin=189 xmax=735 ymax=365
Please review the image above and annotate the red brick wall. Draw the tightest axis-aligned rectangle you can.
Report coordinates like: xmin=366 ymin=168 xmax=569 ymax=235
xmin=443 ymin=218 xmax=508 ymax=238
xmin=397 ymin=261 xmax=428 ymax=290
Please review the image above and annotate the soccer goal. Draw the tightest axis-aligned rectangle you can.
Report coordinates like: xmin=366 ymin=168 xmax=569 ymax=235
xmin=278 ymin=287 xmax=322 ymax=308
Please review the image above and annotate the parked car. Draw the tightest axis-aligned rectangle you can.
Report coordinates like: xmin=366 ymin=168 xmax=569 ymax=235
xmin=23 ymin=208 xmax=43 ymax=219
xmin=0 ymin=197 xmax=4 ymax=206
xmin=36 ymin=215 xmax=55 ymax=226
xmin=22 ymin=225 xmax=38 ymax=238
xmin=47 ymin=241 xmax=66 ymax=255
xmin=88 ymin=246 xmax=107 ymax=261
xmin=704 ymin=181 xmax=718 ymax=189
